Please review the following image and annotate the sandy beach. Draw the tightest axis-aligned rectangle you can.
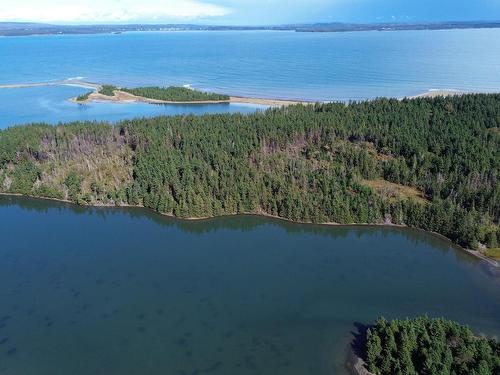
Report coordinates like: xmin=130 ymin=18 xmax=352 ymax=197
xmin=408 ymin=89 xmax=468 ymax=99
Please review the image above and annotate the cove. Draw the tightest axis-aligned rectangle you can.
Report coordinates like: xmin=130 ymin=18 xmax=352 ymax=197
xmin=0 ymin=86 xmax=267 ymax=129
xmin=0 ymin=195 xmax=499 ymax=375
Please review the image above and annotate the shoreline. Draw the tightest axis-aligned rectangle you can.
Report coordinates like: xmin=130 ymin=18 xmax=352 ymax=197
xmin=407 ymin=89 xmax=471 ymax=99
xmin=2 ymin=80 xmax=494 ymax=106
xmin=72 ymin=89 xmax=312 ymax=107
xmin=1 ymin=192 xmax=498 ymax=268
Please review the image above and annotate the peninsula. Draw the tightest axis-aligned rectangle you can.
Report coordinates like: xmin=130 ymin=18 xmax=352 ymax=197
xmin=73 ymin=84 xmax=307 ymax=106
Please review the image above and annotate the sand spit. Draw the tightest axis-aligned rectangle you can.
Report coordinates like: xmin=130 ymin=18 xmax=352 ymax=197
xmin=408 ymin=89 xmax=468 ymax=99
xmin=76 ymin=90 xmax=312 ymax=107
xmin=0 ymin=79 xmax=101 ymax=91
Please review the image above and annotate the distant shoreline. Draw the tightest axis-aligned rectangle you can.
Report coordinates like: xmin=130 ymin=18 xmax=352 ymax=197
xmin=1 ymin=21 xmax=500 ymax=37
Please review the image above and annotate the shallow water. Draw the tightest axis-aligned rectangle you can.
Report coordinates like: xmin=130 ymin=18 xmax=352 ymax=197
xmin=1 ymin=29 xmax=499 ymax=128
xmin=1 ymin=29 xmax=500 ymax=101
xmin=0 ymin=196 xmax=499 ymax=375
xmin=0 ymin=85 xmax=266 ymax=129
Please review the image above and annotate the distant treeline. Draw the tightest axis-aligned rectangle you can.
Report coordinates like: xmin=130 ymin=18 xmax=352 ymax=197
xmin=365 ymin=316 xmax=500 ymax=375
xmin=0 ymin=94 xmax=498 ymax=251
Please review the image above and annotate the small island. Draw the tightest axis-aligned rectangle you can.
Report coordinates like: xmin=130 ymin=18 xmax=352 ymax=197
xmin=73 ymin=82 xmax=307 ymax=106
xmin=353 ymin=316 xmax=500 ymax=375
xmin=75 ymin=84 xmax=230 ymax=104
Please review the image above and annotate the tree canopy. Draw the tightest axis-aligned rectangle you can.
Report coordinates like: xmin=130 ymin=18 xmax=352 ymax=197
xmin=365 ymin=316 xmax=500 ymax=375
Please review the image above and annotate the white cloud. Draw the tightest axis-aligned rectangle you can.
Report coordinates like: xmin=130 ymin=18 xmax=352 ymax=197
xmin=0 ymin=0 xmax=231 ymax=23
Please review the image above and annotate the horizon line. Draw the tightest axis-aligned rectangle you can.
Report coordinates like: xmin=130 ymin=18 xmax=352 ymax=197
xmin=2 ymin=19 xmax=500 ymax=27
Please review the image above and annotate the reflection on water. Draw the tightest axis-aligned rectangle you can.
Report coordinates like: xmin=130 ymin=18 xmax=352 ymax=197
xmin=0 ymin=195 xmax=483 ymax=267
xmin=0 ymin=195 xmax=499 ymax=375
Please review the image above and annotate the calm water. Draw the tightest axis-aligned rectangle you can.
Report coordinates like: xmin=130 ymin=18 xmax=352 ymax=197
xmin=1 ymin=29 xmax=499 ymax=128
xmin=0 ymin=85 xmax=266 ymax=129
xmin=0 ymin=196 xmax=499 ymax=375
xmin=1 ymin=29 xmax=500 ymax=101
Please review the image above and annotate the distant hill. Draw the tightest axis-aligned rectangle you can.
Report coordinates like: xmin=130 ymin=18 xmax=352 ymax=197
xmin=0 ymin=21 xmax=499 ymax=36
xmin=294 ymin=21 xmax=500 ymax=32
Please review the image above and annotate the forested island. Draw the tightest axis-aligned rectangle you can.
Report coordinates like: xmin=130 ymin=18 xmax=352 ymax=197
xmin=358 ymin=316 xmax=500 ymax=375
xmin=76 ymin=85 xmax=230 ymax=103
xmin=0 ymin=94 xmax=498 ymax=257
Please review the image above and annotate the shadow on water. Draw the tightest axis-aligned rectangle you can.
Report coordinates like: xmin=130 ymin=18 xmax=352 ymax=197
xmin=350 ymin=322 xmax=369 ymax=363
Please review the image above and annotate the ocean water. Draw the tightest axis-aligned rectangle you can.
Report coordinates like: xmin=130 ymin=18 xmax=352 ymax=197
xmin=1 ymin=29 xmax=500 ymax=101
xmin=0 ymin=29 xmax=499 ymax=128
xmin=0 ymin=196 xmax=499 ymax=375
xmin=0 ymin=85 xmax=266 ymax=128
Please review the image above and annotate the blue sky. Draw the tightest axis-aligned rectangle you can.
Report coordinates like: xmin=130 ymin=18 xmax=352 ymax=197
xmin=1 ymin=0 xmax=499 ymax=25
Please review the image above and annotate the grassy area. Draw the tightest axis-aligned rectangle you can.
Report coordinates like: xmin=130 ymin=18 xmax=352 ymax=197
xmin=361 ymin=178 xmax=428 ymax=204
xmin=121 ymin=86 xmax=230 ymax=102
xmin=485 ymin=248 xmax=500 ymax=260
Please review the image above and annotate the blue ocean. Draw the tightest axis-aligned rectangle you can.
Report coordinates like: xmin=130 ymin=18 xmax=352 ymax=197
xmin=0 ymin=28 xmax=499 ymax=127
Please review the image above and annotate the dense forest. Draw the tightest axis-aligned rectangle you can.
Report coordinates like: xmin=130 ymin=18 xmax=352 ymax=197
xmin=0 ymin=94 xmax=498 ymax=252
xmin=364 ymin=316 xmax=500 ymax=375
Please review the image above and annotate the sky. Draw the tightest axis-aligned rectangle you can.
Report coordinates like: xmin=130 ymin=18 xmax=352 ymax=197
xmin=0 ymin=0 xmax=499 ymax=25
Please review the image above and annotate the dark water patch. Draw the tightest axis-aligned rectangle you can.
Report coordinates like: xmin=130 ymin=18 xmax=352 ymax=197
xmin=204 ymin=361 xmax=222 ymax=373
xmin=350 ymin=322 xmax=370 ymax=362
xmin=5 ymin=348 xmax=17 ymax=356
xmin=0 ymin=196 xmax=499 ymax=375
xmin=244 ymin=355 xmax=258 ymax=371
